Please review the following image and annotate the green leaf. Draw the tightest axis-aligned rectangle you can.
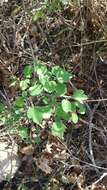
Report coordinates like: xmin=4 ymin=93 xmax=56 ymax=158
xmin=15 ymin=97 xmax=24 ymax=108
xmin=27 ymin=107 xmax=43 ymax=124
xmin=52 ymin=66 xmax=72 ymax=83
xmin=10 ymin=76 xmax=17 ymax=87
xmin=24 ymin=65 xmax=33 ymax=78
xmin=39 ymin=75 xmax=50 ymax=85
xmin=38 ymin=105 xmax=52 ymax=119
xmin=55 ymin=105 xmax=69 ymax=120
xmin=47 ymin=0 xmax=61 ymax=12
xmin=61 ymin=99 xmax=71 ymax=113
xmin=51 ymin=95 xmax=56 ymax=104
xmin=32 ymin=8 xmax=44 ymax=22
xmin=20 ymin=79 xmax=30 ymax=90
xmin=22 ymin=91 xmax=28 ymax=98
xmin=76 ymin=102 xmax=86 ymax=114
xmin=42 ymin=97 xmax=50 ymax=104
xmin=72 ymin=90 xmax=88 ymax=104
xmin=71 ymin=112 xmax=78 ymax=124
xmin=0 ymin=116 xmax=5 ymax=125
xmin=60 ymin=0 xmax=69 ymax=5
xmin=51 ymin=121 xmax=65 ymax=139
xmin=0 ymin=102 xmax=5 ymax=113
xmin=55 ymin=83 xmax=67 ymax=96
xmin=34 ymin=136 xmax=41 ymax=144
xmin=12 ymin=110 xmax=22 ymax=120
xmin=19 ymin=127 xmax=28 ymax=139
xmin=34 ymin=61 xmax=47 ymax=76
xmin=29 ymin=83 xmax=43 ymax=96
xmin=52 ymin=66 xmax=61 ymax=75
xmin=79 ymin=104 xmax=86 ymax=114
xmin=70 ymin=102 xmax=76 ymax=112
xmin=43 ymin=80 xmax=56 ymax=93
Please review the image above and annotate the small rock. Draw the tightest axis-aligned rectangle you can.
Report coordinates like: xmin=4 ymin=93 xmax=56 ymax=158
xmin=0 ymin=141 xmax=20 ymax=182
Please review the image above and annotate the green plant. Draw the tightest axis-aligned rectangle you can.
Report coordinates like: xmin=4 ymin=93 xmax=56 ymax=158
xmin=0 ymin=59 xmax=88 ymax=140
xmin=31 ymin=0 xmax=69 ymax=22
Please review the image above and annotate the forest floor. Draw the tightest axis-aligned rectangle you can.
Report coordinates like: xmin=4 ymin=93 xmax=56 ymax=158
xmin=0 ymin=0 xmax=107 ymax=190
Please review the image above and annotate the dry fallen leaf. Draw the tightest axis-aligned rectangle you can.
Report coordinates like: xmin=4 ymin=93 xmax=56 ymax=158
xmin=20 ymin=144 xmax=34 ymax=155
xmin=72 ymin=53 xmax=81 ymax=65
xmin=37 ymin=156 xmax=52 ymax=174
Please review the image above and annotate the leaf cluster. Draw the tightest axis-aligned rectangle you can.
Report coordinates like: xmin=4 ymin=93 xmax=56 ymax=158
xmin=0 ymin=59 xmax=88 ymax=140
